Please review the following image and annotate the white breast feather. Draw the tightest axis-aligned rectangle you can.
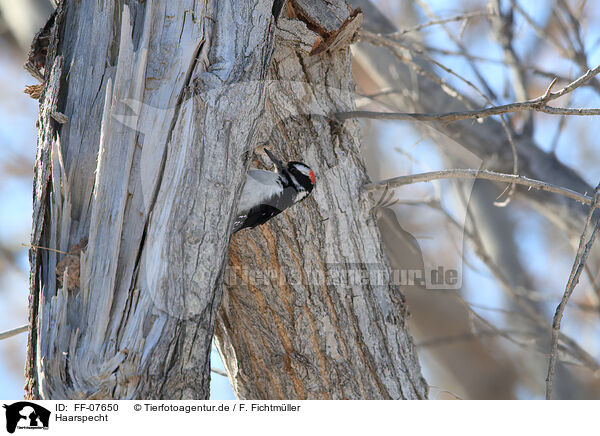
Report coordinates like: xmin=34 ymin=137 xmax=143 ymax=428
xmin=237 ymin=169 xmax=282 ymax=214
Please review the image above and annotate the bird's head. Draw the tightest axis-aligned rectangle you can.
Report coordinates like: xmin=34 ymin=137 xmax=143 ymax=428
xmin=264 ymin=148 xmax=315 ymax=193
xmin=287 ymin=161 xmax=315 ymax=193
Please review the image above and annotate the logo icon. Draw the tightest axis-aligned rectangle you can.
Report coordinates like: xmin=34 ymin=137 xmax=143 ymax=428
xmin=2 ymin=402 xmax=50 ymax=434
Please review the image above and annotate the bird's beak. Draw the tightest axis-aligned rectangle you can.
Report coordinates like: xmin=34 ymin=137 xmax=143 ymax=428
xmin=264 ymin=148 xmax=285 ymax=173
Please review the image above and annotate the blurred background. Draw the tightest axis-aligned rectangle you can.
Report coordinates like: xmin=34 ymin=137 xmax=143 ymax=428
xmin=1 ymin=0 xmax=600 ymax=399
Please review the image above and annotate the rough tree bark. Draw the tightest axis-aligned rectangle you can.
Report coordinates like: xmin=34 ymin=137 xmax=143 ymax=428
xmin=27 ymin=0 xmax=281 ymax=399
xmin=214 ymin=0 xmax=428 ymax=399
xmin=27 ymin=0 xmax=427 ymax=400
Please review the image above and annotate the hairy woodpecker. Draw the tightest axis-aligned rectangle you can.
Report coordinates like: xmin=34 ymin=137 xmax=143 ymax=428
xmin=232 ymin=149 xmax=315 ymax=233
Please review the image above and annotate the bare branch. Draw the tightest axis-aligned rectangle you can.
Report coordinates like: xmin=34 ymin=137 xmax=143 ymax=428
xmin=336 ymin=64 xmax=600 ymax=122
xmin=0 ymin=325 xmax=28 ymax=341
xmin=21 ymin=243 xmax=68 ymax=255
xmin=490 ymin=0 xmax=531 ymax=133
xmin=364 ymin=169 xmax=595 ymax=208
xmin=511 ymin=0 xmax=600 ymax=95
xmin=390 ymin=11 xmax=491 ymax=37
xmin=423 ymin=45 xmax=577 ymax=80
xmin=546 ymin=183 xmax=600 ymax=400
xmin=211 ymin=367 xmax=228 ymax=377
xmin=337 ymin=105 xmax=600 ymax=122
xmin=361 ymin=29 xmax=520 ymax=197
xmin=509 ymin=0 xmax=568 ymax=56
xmin=410 ymin=179 xmax=600 ymax=373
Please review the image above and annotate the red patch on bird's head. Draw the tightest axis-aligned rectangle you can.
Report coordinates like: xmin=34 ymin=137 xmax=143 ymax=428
xmin=309 ymin=170 xmax=315 ymax=185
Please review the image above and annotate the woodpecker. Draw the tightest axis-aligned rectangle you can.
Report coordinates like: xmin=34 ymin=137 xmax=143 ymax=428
xmin=232 ymin=149 xmax=315 ymax=233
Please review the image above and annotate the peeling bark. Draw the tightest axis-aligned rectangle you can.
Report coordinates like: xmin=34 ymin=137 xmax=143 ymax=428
xmin=27 ymin=0 xmax=427 ymax=400
xmin=27 ymin=0 xmax=279 ymax=399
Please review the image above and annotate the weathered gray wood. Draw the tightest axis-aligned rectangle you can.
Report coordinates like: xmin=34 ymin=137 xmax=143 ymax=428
xmin=27 ymin=0 xmax=279 ymax=399
xmin=213 ymin=1 xmax=428 ymax=399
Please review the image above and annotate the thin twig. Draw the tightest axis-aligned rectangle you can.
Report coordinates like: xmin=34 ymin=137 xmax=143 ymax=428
xmin=413 ymin=189 xmax=600 ymax=371
xmin=509 ymin=0 xmax=572 ymax=58
xmin=411 ymin=0 xmax=498 ymax=99
xmin=550 ymin=93 xmax=573 ymax=154
xmin=545 ymin=183 xmax=600 ymax=400
xmin=211 ymin=367 xmax=228 ymax=377
xmin=0 ymin=325 xmax=28 ymax=341
xmin=515 ymin=0 xmax=600 ymax=95
xmin=421 ymin=44 xmax=575 ymax=82
xmin=21 ymin=243 xmax=68 ymax=255
xmin=336 ymin=64 xmax=600 ymax=122
xmin=337 ymin=105 xmax=600 ymax=122
xmin=364 ymin=21 xmax=521 ymax=204
xmin=490 ymin=0 xmax=532 ymax=134
xmin=389 ymin=11 xmax=491 ymax=37
xmin=361 ymin=32 xmax=474 ymax=109
xmin=364 ymin=169 xmax=594 ymax=207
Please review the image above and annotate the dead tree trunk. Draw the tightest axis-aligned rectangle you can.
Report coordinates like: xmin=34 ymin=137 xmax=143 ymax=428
xmin=27 ymin=0 xmax=281 ymax=399
xmin=27 ymin=0 xmax=427 ymax=400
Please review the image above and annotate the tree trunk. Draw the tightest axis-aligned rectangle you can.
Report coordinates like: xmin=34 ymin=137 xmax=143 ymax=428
xmin=27 ymin=0 xmax=280 ymax=399
xmin=27 ymin=0 xmax=427 ymax=400
xmin=214 ymin=1 xmax=428 ymax=399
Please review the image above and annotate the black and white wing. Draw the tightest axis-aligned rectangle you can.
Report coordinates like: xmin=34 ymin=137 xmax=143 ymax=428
xmin=232 ymin=169 xmax=297 ymax=233
xmin=233 ymin=170 xmax=281 ymax=233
